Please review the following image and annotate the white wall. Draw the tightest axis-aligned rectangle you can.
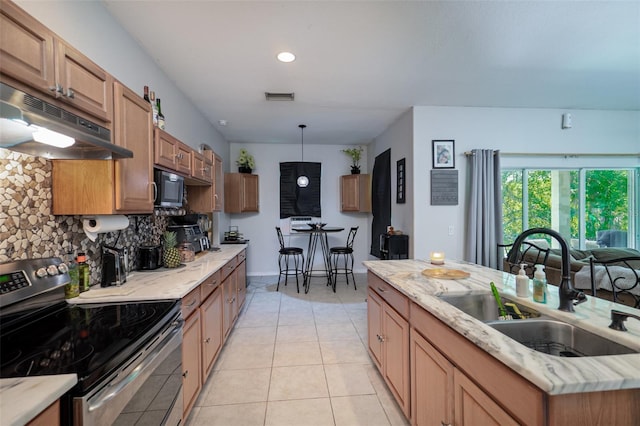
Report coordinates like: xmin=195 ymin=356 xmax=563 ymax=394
xmin=228 ymin=143 xmax=370 ymax=276
xmin=411 ymin=106 xmax=640 ymax=262
xmin=15 ymin=0 xmax=228 ymax=161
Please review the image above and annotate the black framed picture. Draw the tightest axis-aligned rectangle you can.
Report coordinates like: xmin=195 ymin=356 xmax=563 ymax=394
xmin=396 ymin=158 xmax=406 ymax=204
xmin=432 ymin=140 xmax=455 ymax=169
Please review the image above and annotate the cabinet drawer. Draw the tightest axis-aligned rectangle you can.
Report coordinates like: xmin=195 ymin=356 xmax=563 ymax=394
xmin=181 ymin=286 xmax=201 ymax=319
xmin=200 ymin=270 xmax=221 ymax=301
xmin=237 ymin=250 xmax=246 ymax=264
xmin=220 ymin=258 xmax=237 ymax=281
xmin=368 ymin=272 xmax=409 ymax=318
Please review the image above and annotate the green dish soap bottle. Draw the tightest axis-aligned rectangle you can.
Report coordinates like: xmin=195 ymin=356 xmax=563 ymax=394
xmin=77 ymin=252 xmax=90 ymax=292
xmin=532 ymin=264 xmax=547 ymax=303
xmin=65 ymin=251 xmax=80 ymax=299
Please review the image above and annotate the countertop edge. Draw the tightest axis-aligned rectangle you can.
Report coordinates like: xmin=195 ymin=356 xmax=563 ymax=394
xmin=0 ymin=374 xmax=77 ymax=426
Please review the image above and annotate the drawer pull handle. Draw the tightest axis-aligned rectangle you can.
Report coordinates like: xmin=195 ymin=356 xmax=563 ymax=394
xmin=206 ymin=280 xmax=217 ymax=286
xmin=377 ymin=287 xmax=386 ymax=292
xmin=185 ymin=299 xmax=197 ymax=308
xmin=204 ymin=337 xmax=211 ymax=344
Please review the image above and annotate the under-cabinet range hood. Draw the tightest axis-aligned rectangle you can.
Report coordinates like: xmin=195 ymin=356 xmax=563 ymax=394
xmin=0 ymin=82 xmax=133 ymax=160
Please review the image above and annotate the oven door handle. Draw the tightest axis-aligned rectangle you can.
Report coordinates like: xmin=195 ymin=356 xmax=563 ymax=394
xmin=87 ymin=317 xmax=183 ymax=412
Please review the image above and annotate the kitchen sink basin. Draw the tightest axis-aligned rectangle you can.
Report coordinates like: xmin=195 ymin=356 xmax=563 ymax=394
xmin=486 ymin=319 xmax=638 ymax=357
xmin=437 ymin=292 xmax=541 ymax=322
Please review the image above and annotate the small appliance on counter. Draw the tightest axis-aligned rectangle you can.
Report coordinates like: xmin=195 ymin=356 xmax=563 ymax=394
xmin=137 ymin=244 xmax=162 ymax=270
xmin=101 ymin=245 xmax=128 ymax=287
xmin=222 ymin=226 xmax=249 ymax=244
xmin=167 ymin=224 xmax=210 ymax=253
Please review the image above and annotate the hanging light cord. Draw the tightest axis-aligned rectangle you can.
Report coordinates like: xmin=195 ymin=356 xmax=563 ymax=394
xmin=299 ymin=124 xmax=306 ymax=162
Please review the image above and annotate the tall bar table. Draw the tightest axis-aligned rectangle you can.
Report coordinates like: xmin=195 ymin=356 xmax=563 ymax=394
xmin=293 ymin=227 xmax=344 ymax=293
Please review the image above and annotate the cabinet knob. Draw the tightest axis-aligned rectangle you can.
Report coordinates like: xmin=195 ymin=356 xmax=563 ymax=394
xmin=204 ymin=337 xmax=211 ymax=344
xmin=66 ymin=88 xmax=75 ymax=99
xmin=182 ymin=370 xmax=189 ymax=378
xmin=49 ymin=84 xmax=63 ymax=93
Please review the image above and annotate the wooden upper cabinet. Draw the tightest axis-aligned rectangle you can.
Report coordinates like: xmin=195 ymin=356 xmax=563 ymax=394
xmin=0 ymin=0 xmax=112 ymax=125
xmin=113 ymin=81 xmax=153 ymax=212
xmin=191 ymin=151 xmax=212 ymax=184
xmin=0 ymin=0 xmax=55 ymax=92
xmin=224 ymin=173 xmax=259 ymax=213
xmin=341 ymin=174 xmax=371 ymax=212
xmin=154 ymin=128 xmax=192 ymax=175
xmin=187 ymin=150 xmax=223 ymax=213
xmin=51 ymin=82 xmax=153 ymax=215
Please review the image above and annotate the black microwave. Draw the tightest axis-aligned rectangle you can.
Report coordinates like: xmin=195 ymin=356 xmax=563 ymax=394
xmin=154 ymin=169 xmax=184 ymax=207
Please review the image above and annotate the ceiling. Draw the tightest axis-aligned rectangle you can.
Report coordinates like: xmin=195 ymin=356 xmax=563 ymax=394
xmin=102 ymin=1 xmax=640 ymax=146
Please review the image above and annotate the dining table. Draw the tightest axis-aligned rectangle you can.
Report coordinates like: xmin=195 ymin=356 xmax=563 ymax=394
xmin=293 ymin=226 xmax=345 ymax=293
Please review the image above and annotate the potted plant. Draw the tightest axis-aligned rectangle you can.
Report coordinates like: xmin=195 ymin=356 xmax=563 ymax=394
xmin=236 ymin=148 xmax=255 ymax=173
xmin=341 ymin=146 xmax=364 ymax=174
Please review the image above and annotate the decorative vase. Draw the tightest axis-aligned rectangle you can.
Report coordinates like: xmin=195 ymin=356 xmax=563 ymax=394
xmin=351 ymin=166 xmax=361 ymax=174
xmin=238 ymin=166 xmax=252 ymax=174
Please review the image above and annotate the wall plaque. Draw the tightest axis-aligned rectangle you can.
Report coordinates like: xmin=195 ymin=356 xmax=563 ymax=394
xmin=431 ymin=170 xmax=458 ymax=205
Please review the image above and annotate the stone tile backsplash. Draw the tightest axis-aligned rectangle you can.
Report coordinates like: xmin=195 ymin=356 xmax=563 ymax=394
xmin=0 ymin=149 xmax=168 ymax=287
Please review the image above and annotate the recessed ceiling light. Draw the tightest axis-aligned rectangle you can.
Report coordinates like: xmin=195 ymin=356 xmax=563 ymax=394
xmin=218 ymin=120 xmax=228 ymax=126
xmin=277 ymin=52 xmax=296 ymax=63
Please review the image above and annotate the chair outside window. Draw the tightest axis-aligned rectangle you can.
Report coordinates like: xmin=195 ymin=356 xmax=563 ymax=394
xmin=329 ymin=226 xmax=358 ymax=290
xmin=276 ymin=227 xmax=304 ymax=293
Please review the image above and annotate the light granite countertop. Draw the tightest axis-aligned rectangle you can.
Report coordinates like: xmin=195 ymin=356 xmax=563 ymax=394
xmin=0 ymin=374 xmax=77 ymax=426
xmin=363 ymin=258 xmax=640 ymax=395
xmin=68 ymin=245 xmax=247 ymax=304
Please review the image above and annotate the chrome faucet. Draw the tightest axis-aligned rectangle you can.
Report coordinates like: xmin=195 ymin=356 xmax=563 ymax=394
xmin=511 ymin=227 xmax=587 ymax=312
xmin=610 ymin=310 xmax=640 ymax=331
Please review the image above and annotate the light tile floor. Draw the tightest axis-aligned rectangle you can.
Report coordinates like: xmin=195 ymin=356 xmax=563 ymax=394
xmin=186 ymin=274 xmax=409 ymax=426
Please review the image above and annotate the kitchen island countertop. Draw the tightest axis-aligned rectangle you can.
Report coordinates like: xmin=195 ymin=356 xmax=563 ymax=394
xmin=364 ymin=258 xmax=640 ymax=395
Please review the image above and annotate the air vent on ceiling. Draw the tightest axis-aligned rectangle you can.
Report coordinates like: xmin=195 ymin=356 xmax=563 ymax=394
xmin=265 ymin=92 xmax=295 ymax=101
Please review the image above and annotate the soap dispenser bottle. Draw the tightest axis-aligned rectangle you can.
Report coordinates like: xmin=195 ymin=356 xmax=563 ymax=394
xmin=515 ymin=263 xmax=529 ymax=297
xmin=532 ymin=264 xmax=547 ymax=303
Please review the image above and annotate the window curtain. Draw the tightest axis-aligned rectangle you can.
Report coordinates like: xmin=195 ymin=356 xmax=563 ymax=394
xmin=279 ymin=162 xmax=322 ymax=218
xmin=465 ymin=149 xmax=503 ymax=268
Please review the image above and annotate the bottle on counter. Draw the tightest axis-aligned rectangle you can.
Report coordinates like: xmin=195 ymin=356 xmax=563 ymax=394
xmin=77 ymin=252 xmax=90 ymax=293
xmin=532 ymin=264 xmax=547 ymax=303
xmin=156 ymin=98 xmax=165 ymax=130
xmin=65 ymin=251 xmax=79 ymax=299
xmin=515 ymin=263 xmax=529 ymax=297
xmin=150 ymin=90 xmax=159 ymax=127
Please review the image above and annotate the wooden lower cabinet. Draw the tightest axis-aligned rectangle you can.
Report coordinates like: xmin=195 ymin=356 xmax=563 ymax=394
xmin=410 ymin=328 xmax=517 ymax=426
xmin=367 ymin=287 xmax=410 ymax=418
xmin=222 ymin=270 xmax=237 ymax=339
xmin=27 ymin=400 xmax=60 ymax=426
xmin=201 ymin=286 xmax=223 ymax=382
xmin=236 ymin=259 xmax=247 ymax=310
xmin=182 ymin=309 xmax=202 ymax=419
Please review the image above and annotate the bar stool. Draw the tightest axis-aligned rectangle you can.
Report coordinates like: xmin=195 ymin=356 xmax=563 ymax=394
xmin=276 ymin=227 xmax=304 ymax=292
xmin=329 ymin=226 xmax=358 ymax=290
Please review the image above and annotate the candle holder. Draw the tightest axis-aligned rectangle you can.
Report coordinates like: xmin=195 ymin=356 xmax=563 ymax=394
xmin=430 ymin=252 xmax=445 ymax=265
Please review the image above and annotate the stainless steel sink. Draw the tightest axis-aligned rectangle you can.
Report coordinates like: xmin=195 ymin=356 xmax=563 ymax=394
xmin=486 ymin=319 xmax=638 ymax=357
xmin=437 ymin=292 xmax=541 ymax=322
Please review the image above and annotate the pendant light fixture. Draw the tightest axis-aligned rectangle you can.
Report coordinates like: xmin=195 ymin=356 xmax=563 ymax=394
xmin=296 ymin=124 xmax=309 ymax=187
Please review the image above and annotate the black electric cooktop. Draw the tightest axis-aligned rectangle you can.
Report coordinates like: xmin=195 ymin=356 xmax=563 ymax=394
xmin=0 ymin=299 xmax=179 ymax=393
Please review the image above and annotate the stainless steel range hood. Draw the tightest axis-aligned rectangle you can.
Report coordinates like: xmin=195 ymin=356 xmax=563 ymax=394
xmin=0 ymin=82 xmax=133 ymax=160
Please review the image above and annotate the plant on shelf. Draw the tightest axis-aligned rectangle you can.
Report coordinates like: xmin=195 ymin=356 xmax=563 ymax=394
xmin=236 ymin=148 xmax=255 ymax=173
xmin=341 ymin=146 xmax=364 ymax=174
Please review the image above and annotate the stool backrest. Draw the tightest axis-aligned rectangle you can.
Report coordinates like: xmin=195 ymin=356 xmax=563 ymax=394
xmin=346 ymin=227 xmax=359 ymax=249
xmin=275 ymin=227 xmax=286 ymax=250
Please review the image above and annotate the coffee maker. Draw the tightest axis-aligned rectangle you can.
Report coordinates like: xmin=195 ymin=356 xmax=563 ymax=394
xmin=101 ymin=245 xmax=128 ymax=287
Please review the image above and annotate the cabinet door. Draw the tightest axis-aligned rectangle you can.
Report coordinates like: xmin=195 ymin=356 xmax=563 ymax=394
xmin=55 ymin=39 xmax=113 ymax=123
xmin=113 ymin=81 xmax=153 ymax=212
xmin=222 ymin=273 xmax=235 ymax=339
xmin=454 ymin=369 xmax=519 ymax=426
xmin=175 ymin=141 xmax=192 ymax=176
xmin=213 ymin=153 xmax=223 ymax=211
xmin=182 ymin=310 xmax=202 ymax=419
xmin=382 ymin=303 xmax=410 ymax=418
xmin=236 ymin=259 xmax=247 ymax=309
xmin=191 ymin=151 xmax=212 ymax=183
xmin=154 ymin=129 xmax=178 ymax=169
xmin=340 ymin=174 xmax=370 ymax=212
xmin=411 ymin=328 xmax=454 ymax=426
xmin=242 ymin=174 xmax=259 ymax=212
xmin=27 ymin=400 xmax=60 ymax=426
xmin=201 ymin=287 xmax=223 ymax=382
xmin=0 ymin=0 xmax=55 ymax=94
xmin=367 ymin=289 xmax=384 ymax=370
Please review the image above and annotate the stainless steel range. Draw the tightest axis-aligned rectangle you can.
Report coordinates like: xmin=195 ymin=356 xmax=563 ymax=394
xmin=0 ymin=258 xmax=183 ymax=426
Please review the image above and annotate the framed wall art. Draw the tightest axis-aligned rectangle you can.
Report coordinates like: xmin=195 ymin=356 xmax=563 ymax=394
xmin=432 ymin=140 xmax=455 ymax=169
xmin=396 ymin=158 xmax=406 ymax=204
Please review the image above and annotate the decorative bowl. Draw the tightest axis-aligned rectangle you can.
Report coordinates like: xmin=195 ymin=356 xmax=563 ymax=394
xmin=308 ymin=222 xmax=327 ymax=230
